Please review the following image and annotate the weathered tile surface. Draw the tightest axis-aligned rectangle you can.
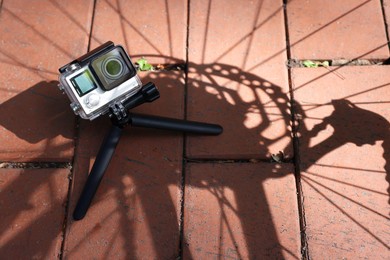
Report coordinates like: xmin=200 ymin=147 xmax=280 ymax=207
xmin=287 ymin=0 xmax=389 ymax=59
xmin=292 ymin=66 xmax=390 ymax=259
xmin=0 ymin=0 xmax=94 ymax=161
xmin=90 ymin=0 xmax=187 ymax=63
xmin=183 ymin=163 xmax=300 ymax=259
xmin=0 ymin=168 xmax=70 ymax=258
xmin=186 ymin=0 xmax=292 ymax=159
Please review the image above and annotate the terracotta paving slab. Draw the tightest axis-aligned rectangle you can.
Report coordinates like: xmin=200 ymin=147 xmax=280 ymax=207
xmin=0 ymin=168 xmax=70 ymax=258
xmin=90 ymin=0 xmax=187 ymax=63
xmin=186 ymin=0 xmax=292 ymax=159
xmin=183 ymin=163 xmax=300 ymax=259
xmin=287 ymin=0 xmax=389 ymax=60
xmin=63 ymin=72 xmax=185 ymax=259
xmin=291 ymin=66 xmax=390 ymax=258
xmin=0 ymin=0 xmax=94 ymax=161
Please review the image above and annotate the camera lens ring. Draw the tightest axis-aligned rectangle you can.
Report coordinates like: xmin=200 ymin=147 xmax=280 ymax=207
xmin=102 ymin=57 xmax=124 ymax=80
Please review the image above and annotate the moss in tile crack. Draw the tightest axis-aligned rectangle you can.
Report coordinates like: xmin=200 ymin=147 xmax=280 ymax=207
xmin=135 ymin=57 xmax=186 ymax=72
xmin=302 ymin=60 xmax=329 ymax=68
xmin=136 ymin=57 xmax=154 ymax=71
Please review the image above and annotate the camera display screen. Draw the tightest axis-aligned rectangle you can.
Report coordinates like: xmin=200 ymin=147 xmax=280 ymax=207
xmin=70 ymin=69 xmax=97 ymax=97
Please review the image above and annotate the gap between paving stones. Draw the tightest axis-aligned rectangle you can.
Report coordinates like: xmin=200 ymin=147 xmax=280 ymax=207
xmin=59 ymin=166 xmax=74 ymax=260
xmin=185 ymin=157 xmax=293 ymax=164
xmin=59 ymin=5 xmax=95 ymax=258
xmin=0 ymin=162 xmax=72 ymax=169
xmin=287 ymin=58 xmax=390 ymax=68
xmin=283 ymin=1 xmax=309 ymax=259
xmin=380 ymin=0 xmax=390 ymax=49
xmin=178 ymin=3 xmax=191 ymax=255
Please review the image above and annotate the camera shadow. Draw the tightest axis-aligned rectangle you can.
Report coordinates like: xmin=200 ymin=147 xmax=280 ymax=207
xmin=0 ymin=80 xmax=75 ymax=161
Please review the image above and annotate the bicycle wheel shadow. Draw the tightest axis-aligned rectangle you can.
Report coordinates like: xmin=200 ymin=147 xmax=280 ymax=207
xmin=65 ymin=62 xmax=299 ymax=259
xmin=63 ymin=61 xmax=390 ymax=258
xmin=296 ymin=98 xmax=390 ymax=200
xmin=1 ymin=64 xmax=388 ymax=259
xmin=293 ymin=95 xmax=390 ymax=252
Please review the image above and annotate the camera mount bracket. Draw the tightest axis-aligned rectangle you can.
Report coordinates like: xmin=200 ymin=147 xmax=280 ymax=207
xmin=109 ymin=102 xmax=127 ymax=121
xmin=73 ymin=82 xmax=223 ymax=220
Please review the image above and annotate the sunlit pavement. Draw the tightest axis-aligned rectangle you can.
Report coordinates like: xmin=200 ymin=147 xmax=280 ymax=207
xmin=0 ymin=0 xmax=389 ymax=259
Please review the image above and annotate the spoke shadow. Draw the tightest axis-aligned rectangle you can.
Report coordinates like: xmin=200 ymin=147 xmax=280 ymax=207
xmin=2 ymin=61 xmax=389 ymax=258
xmin=294 ymin=98 xmax=390 ymax=250
xmin=1 ymin=0 xmax=389 ymax=258
xmin=64 ymin=62 xmax=298 ymax=259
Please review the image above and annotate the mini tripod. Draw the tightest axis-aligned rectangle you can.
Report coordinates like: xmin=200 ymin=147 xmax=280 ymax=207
xmin=73 ymin=82 xmax=223 ymax=220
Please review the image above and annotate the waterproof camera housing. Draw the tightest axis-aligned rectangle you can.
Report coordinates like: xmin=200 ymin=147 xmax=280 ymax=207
xmin=58 ymin=41 xmax=142 ymax=120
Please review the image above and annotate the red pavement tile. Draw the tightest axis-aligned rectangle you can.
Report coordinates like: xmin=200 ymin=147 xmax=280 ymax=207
xmin=0 ymin=168 xmax=70 ymax=258
xmin=183 ymin=163 xmax=300 ymax=259
xmin=63 ymin=72 xmax=185 ymax=259
xmin=287 ymin=0 xmax=389 ymax=60
xmin=291 ymin=66 xmax=390 ymax=258
xmin=0 ymin=0 xmax=94 ymax=161
xmin=90 ymin=0 xmax=187 ymax=63
xmin=186 ymin=0 xmax=292 ymax=159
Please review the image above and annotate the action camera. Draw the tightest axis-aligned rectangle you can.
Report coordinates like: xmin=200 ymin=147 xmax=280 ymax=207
xmin=58 ymin=41 xmax=142 ymax=120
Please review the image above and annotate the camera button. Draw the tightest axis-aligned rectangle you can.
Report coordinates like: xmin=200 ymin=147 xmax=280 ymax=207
xmin=85 ymin=94 xmax=100 ymax=107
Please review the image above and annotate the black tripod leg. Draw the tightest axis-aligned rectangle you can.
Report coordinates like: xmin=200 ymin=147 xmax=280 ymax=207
xmin=73 ymin=125 xmax=123 ymax=220
xmin=129 ymin=113 xmax=223 ymax=135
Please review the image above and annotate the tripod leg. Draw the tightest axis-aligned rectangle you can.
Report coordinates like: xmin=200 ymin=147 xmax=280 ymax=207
xmin=129 ymin=113 xmax=223 ymax=135
xmin=73 ymin=124 xmax=123 ymax=220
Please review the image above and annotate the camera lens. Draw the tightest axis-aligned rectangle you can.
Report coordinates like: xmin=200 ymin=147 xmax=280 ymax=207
xmin=102 ymin=57 xmax=123 ymax=79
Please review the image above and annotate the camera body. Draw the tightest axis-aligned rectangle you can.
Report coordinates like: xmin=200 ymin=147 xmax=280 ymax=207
xmin=58 ymin=41 xmax=142 ymax=120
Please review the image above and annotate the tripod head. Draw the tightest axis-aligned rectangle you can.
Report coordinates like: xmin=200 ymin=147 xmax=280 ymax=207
xmin=109 ymin=82 xmax=160 ymax=126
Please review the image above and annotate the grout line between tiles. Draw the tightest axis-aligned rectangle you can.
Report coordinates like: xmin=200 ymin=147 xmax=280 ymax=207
xmin=178 ymin=0 xmax=191 ymax=258
xmin=0 ymin=161 xmax=71 ymax=169
xmin=283 ymin=1 xmax=310 ymax=259
xmin=86 ymin=0 xmax=98 ymax=54
xmin=287 ymin=58 xmax=390 ymax=68
xmin=59 ymin=1 xmax=98 ymax=258
xmin=380 ymin=0 xmax=390 ymax=51
xmin=185 ymin=158 xmax=292 ymax=164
